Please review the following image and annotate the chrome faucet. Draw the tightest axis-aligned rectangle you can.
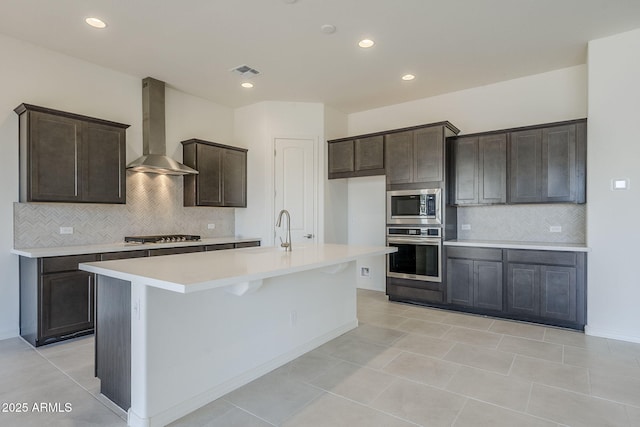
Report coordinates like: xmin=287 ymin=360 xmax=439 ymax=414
xmin=275 ymin=209 xmax=292 ymax=251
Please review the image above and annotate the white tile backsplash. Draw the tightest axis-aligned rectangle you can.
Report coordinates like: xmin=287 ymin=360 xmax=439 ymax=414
xmin=14 ymin=173 xmax=235 ymax=248
xmin=457 ymin=204 xmax=585 ymax=243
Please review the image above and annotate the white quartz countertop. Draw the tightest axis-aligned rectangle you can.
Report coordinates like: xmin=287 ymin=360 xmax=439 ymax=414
xmin=444 ymin=239 xmax=590 ymax=252
xmin=79 ymin=243 xmax=396 ymax=293
xmin=11 ymin=236 xmax=261 ymax=258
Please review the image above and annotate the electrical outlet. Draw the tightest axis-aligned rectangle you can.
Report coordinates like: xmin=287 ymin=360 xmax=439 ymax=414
xmin=550 ymin=226 xmax=562 ymax=233
xmin=207 ymin=223 xmax=216 ymax=230
xmin=360 ymin=267 xmax=370 ymax=278
xmin=461 ymin=224 xmax=471 ymax=230
xmin=59 ymin=227 xmax=73 ymax=235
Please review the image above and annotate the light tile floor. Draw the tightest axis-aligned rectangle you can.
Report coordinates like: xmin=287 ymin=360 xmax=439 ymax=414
xmin=2 ymin=289 xmax=640 ymax=426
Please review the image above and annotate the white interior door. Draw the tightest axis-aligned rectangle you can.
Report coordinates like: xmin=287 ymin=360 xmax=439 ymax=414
xmin=274 ymin=138 xmax=316 ymax=246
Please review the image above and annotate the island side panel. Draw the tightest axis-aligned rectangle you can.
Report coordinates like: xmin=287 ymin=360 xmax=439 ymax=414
xmin=128 ymin=261 xmax=358 ymax=427
xmin=96 ymin=275 xmax=131 ymax=411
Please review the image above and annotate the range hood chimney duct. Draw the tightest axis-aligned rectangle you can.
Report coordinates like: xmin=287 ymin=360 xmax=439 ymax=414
xmin=126 ymin=77 xmax=198 ymax=175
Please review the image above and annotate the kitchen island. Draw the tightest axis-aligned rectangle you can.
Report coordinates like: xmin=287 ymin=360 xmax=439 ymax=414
xmin=79 ymin=243 xmax=395 ymax=427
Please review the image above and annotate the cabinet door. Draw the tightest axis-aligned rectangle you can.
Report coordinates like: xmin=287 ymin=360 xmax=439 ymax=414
xmin=82 ymin=122 xmax=126 ymax=203
xmin=40 ymin=271 xmax=94 ymax=339
xmin=223 ymin=148 xmax=247 ymax=207
xmin=447 ymin=258 xmax=474 ymax=306
xmin=478 ymin=134 xmax=507 ymax=204
xmin=542 ymin=125 xmax=576 ymax=203
xmin=474 ymin=261 xmax=503 ymax=311
xmin=328 ymin=140 xmax=354 ymax=175
xmin=355 ymin=136 xmax=384 ymax=172
xmin=453 ymin=137 xmax=479 ymax=205
xmin=414 ymin=127 xmax=443 ymax=183
xmin=506 ymin=263 xmax=540 ymax=316
xmin=540 ymin=265 xmax=577 ymax=322
xmin=28 ymin=111 xmax=82 ymax=202
xmin=509 ymin=129 xmax=542 ymax=203
xmin=385 ymin=131 xmax=413 ymax=185
xmin=196 ymin=144 xmax=223 ymax=206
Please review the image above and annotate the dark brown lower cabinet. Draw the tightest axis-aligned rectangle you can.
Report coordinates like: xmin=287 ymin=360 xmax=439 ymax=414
xmin=446 ymin=247 xmax=503 ymax=312
xmin=439 ymin=246 xmax=586 ymax=330
xmin=20 ymin=254 xmax=98 ymax=347
xmin=506 ymin=252 xmax=581 ymax=325
xmin=41 ymin=271 xmax=94 ymax=340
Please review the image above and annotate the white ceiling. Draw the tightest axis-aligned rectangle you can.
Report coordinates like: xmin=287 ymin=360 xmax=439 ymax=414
xmin=2 ymin=0 xmax=640 ymax=113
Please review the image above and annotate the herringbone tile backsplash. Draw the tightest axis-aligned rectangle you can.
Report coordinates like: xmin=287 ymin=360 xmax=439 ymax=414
xmin=457 ymin=204 xmax=586 ymax=243
xmin=14 ymin=173 xmax=235 ymax=248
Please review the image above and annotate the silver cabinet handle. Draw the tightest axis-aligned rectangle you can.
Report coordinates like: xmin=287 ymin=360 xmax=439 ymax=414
xmin=304 ymin=234 xmax=314 ymax=239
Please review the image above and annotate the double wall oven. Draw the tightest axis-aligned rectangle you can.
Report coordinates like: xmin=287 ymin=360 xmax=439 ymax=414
xmin=386 ymin=188 xmax=443 ymax=284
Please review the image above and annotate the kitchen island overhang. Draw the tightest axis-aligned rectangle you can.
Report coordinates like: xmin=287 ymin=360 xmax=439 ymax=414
xmin=79 ymin=244 xmax=395 ymax=427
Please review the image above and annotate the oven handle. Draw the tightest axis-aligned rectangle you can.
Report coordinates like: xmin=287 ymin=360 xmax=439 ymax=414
xmin=386 ymin=237 xmax=441 ymax=245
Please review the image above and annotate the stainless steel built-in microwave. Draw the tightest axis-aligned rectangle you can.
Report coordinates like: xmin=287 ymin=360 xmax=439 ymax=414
xmin=386 ymin=188 xmax=441 ymax=225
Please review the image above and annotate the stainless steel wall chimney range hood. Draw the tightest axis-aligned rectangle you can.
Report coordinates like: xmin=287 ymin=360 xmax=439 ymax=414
xmin=126 ymin=77 xmax=198 ymax=175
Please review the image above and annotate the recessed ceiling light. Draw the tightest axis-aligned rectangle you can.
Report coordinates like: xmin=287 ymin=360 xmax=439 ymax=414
xmin=402 ymin=74 xmax=416 ymax=81
xmin=358 ymin=39 xmax=375 ymax=48
xmin=241 ymin=82 xmax=254 ymax=89
xmin=85 ymin=17 xmax=107 ymax=29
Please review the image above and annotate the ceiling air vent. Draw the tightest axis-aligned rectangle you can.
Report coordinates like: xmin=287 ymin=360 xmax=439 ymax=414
xmin=230 ymin=65 xmax=260 ymax=77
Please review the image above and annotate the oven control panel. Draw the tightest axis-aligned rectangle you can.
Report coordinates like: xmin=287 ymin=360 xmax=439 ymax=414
xmin=386 ymin=227 xmax=441 ymax=238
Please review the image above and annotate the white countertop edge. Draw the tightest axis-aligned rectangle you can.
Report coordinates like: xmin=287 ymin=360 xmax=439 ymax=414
xmin=11 ymin=237 xmax=261 ymax=258
xmin=444 ymin=240 xmax=590 ymax=252
xmin=80 ymin=245 xmax=396 ymax=294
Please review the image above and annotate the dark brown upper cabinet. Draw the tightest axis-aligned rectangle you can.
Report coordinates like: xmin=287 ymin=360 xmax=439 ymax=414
xmin=182 ymin=139 xmax=247 ymax=207
xmin=385 ymin=123 xmax=460 ymax=187
xmin=327 ymin=135 xmax=385 ymax=179
xmin=509 ymin=120 xmax=586 ymax=204
xmin=15 ymin=104 xmax=128 ymax=204
xmin=451 ymin=133 xmax=507 ymax=205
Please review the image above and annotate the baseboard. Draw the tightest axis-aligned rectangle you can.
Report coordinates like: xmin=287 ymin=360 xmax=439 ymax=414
xmin=128 ymin=319 xmax=358 ymax=427
xmin=584 ymin=325 xmax=640 ymax=344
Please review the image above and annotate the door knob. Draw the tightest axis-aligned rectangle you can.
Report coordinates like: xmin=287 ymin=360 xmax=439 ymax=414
xmin=304 ymin=234 xmax=314 ymax=239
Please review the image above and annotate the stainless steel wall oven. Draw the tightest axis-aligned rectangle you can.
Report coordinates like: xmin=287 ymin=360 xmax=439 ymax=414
xmin=386 ymin=226 xmax=442 ymax=282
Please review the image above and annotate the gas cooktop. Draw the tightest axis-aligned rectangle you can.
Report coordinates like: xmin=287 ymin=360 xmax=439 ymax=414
xmin=124 ymin=234 xmax=201 ymax=244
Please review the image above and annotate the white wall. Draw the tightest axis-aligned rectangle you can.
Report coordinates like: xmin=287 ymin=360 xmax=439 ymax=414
xmin=234 ymin=102 xmax=326 ymax=246
xmin=346 ymin=66 xmax=588 ymax=292
xmin=348 ymin=176 xmax=387 ymax=291
xmin=349 ymin=65 xmax=587 ymax=136
xmin=586 ymin=28 xmax=640 ymax=343
xmin=0 ymin=34 xmax=234 ymax=340
xmin=323 ymin=106 xmax=349 ymax=244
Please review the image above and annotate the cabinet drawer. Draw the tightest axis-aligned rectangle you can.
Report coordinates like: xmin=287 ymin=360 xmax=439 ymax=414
xmin=235 ymin=241 xmax=260 ymax=248
xmin=446 ymin=246 xmax=502 ymax=261
xmin=100 ymin=250 xmax=148 ymax=261
xmin=205 ymin=244 xmax=235 ymax=251
xmin=507 ymin=250 xmax=577 ymax=266
xmin=42 ymin=254 xmax=99 ymax=274
xmin=148 ymin=246 xmax=204 ymax=257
